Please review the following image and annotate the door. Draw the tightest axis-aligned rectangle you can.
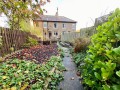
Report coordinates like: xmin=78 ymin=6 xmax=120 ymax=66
xmin=49 ymin=31 xmax=52 ymax=39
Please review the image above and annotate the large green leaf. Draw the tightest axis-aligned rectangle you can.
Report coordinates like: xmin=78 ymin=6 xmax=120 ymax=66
xmin=116 ymin=70 xmax=120 ymax=77
xmin=94 ymin=72 xmax=101 ymax=80
xmin=103 ymin=85 xmax=110 ymax=90
xmin=113 ymin=46 xmax=120 ymax=55
xmin=112 ymin=85 xmax=120 ymax=90
xmin=115 ymin=34 xmax=120 ymax=39
xmin=101 ymin=68 xmax=109 ymax=80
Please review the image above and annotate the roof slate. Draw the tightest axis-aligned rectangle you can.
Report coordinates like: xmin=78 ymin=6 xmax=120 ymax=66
xmin=34 ymin=15 xmax=77 ymax=23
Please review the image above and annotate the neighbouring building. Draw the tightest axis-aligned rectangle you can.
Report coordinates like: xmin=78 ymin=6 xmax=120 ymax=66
xmin=94 ymin=13 xmax=112 ymax=27
xmin=33 ymin=9 xmax=77 ymax=41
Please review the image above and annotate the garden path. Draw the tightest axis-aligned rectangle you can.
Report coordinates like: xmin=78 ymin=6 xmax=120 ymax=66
xmin=58 ymin=45 xmax=83 ymax=90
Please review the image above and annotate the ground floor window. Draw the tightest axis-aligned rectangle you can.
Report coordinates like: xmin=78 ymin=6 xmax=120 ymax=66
xmin=54 ymin=32 xmax=58 ymax=35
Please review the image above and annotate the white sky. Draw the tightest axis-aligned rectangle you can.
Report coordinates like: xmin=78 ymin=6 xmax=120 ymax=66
xmin=43 ymin=0 xmax=120 ymax=30
xmin=0 ymin=13 xmax=9 ymax=28
xmin=0 ymin=0 xmax=120 ymax=29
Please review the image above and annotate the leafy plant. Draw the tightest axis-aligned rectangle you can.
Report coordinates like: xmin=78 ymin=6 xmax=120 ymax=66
xmin=58 ymin=48 xmax=65 ymax=58
xmin=0 ymin=0 xmax=50 ymax=30
xmin=20 ymin=20 xmax=42 ymax=38
xmin=0 ymin=56 xmax=64 ymax=89
xmin=22 ymin=36 xmax=38 ymax=48
xmin=82 ymin=8 xmax=120 ymax=90
xmin=72 ymin=51 xmax=86 ymax=73
xmin=73 ymin=52 xmax=86 ymax=66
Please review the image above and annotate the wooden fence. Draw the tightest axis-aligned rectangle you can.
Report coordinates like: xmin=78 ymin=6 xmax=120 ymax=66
xmin=61 ymin=26 xmax=96 ymax=42
xmin=61 ymin=32 xmax=81 ymax=42
xmin=0 ymin=28 xmax=34 ymax=56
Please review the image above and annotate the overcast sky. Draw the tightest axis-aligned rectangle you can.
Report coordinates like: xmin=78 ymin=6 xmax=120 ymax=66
xmin=43 ymin=0 xmax=120 ymax=30
xmin=0 ymin=0 xmax=120 ymax=29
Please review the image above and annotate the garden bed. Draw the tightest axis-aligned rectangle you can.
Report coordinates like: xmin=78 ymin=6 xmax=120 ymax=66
xmin=0 ymin=56 xmax=64 ymax=90
xmin=0 ymin=43 xmax=65 ymax=89
xmin=5 ymin=44 xmax=59 ymax=64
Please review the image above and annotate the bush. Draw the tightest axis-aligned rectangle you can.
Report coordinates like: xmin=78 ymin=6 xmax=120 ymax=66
xmin=82 ymin=8 xmax=120 ymax=90
xmin=20 ymin=20 xmax=42 ymax=38
xmin=22 ymin=37 xmax=38 ymax=48
xmin=74 ymin=37 xmax=90 ymax=53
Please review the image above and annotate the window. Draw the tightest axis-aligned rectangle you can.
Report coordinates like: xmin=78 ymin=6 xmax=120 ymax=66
xmin=62 ymin=23 xmax=66 ymax=28
xmin=54 ymin=32 xmax=58 ymax=35
xmin=43 ymin=22 xmax=47 ymax=28
xmin=36 ymin=22 xmax=39 ymax=27
xmin=72 ymin=24 xmax=75 ymax=29
xmin=54 ymin=22 xmax=57 ymax=28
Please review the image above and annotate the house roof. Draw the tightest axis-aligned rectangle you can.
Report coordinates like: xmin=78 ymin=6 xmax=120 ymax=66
xmin=34 ymin=15 xmax=77 ymax=23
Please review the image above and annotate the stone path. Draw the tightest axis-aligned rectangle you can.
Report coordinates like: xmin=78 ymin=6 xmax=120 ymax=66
xmin=58 ymin=47 xmax=83 ymax=90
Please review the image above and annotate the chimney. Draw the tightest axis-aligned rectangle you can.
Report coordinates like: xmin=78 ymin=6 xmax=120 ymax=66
xmin=55 ymin=7 xmax=58 ymax=16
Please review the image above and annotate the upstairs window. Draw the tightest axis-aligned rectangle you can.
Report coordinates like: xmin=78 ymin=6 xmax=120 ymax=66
xmin=43 ymin=22 xmax=47 ymax=28
xmin=54 ymin=22 xmax=57 ymax=28
xmin=62 ymin=23 xmax=66 ymax=28
xmin=72 ymin=24 xmax=75 ymax=30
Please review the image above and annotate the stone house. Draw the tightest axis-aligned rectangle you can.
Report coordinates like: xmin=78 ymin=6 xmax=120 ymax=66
xmin=33 ymin=11 xmax=77 ymax=41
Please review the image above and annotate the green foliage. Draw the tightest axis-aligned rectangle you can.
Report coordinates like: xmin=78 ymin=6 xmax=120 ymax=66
xmin=22 ymin=37 xmax=38 ymax=48
xmin=0 ymin=56 xmax=64 ymax=89
xmin=0 ymin=0 xmax=49 ymax=30
xmin=82 ymin=8 xmax=120 ymax=90
xmin=20 ymin=20 xmax=42 ymax=38
xmin=58 ymin=48 xmax=65 ymax=58
xmin=73 ymin=52 xmax=86 ymax=72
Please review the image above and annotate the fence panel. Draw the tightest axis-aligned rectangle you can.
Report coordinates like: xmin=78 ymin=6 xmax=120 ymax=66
xmin=0 ymin=28 xmax=29 ymax=56
xmin=61 ymin=26 xmax=95 ymax=42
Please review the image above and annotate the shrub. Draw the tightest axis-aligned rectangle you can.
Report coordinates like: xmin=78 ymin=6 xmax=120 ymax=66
xmin=74 ymin=37 xmax=90 ymax=53
xmin=82 ymin=8 xmax=120 ymax=90
xmin=22 ymin=37 xmax=38 ymax=48
xmin=20 ymin=20 xmax=42 ymax=38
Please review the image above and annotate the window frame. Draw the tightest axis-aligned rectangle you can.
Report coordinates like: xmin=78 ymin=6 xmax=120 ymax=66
xmin=62 ymin=23 xmax=66 ymax=29
xmin=43 ymin=22 xmax=47 ymax=28
xmin=72 ymin=23 xmax=75 ymax=30
xmin=54 ymin=22 xmax=57 ymax=29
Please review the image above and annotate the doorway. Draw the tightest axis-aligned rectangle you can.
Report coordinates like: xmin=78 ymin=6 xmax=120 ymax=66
xmin=49 ymin=31 xmax=52 ymax=39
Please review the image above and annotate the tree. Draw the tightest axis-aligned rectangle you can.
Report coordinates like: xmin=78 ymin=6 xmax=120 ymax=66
xmin=0 ymin=0 xmax=50 ymax=30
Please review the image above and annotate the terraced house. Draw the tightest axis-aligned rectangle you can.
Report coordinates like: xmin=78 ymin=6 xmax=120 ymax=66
xmin=33 ymin=10 xmax=77 ymax=41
